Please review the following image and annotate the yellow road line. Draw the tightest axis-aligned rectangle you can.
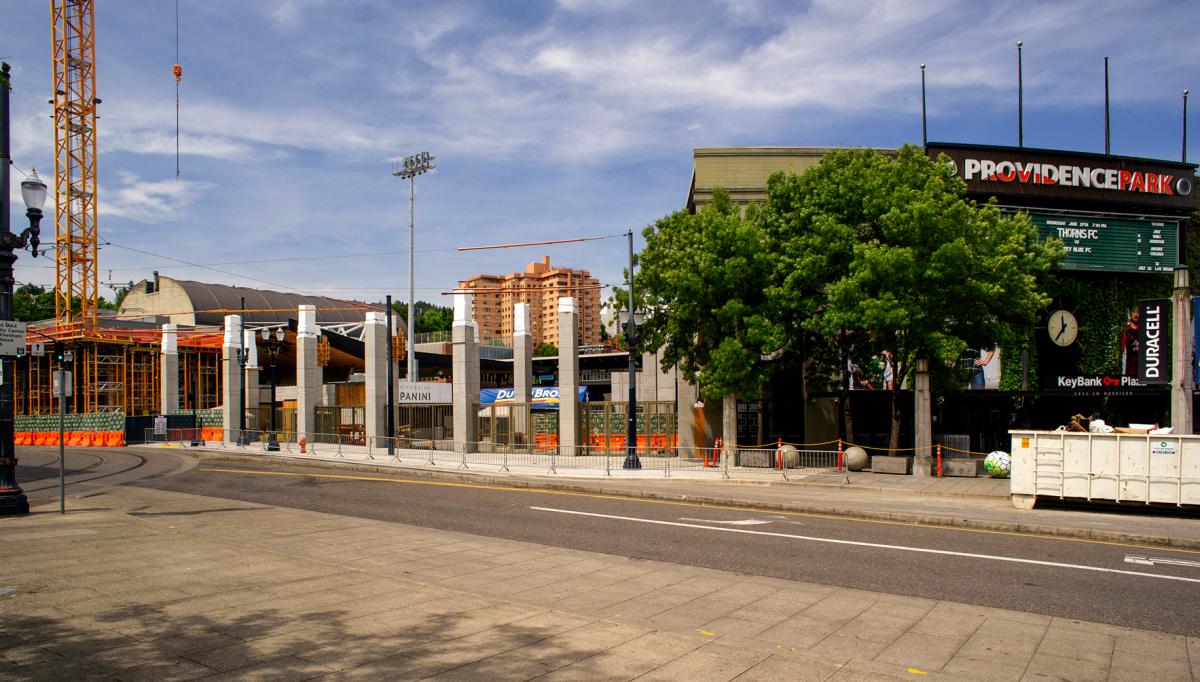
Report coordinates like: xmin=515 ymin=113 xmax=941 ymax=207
xmin=197 ymin=466 xmax=1200 ymax=555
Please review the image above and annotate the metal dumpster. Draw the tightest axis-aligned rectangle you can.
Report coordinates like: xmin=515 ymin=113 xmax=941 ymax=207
xmin=1009 ymin=430 xmax=1200 ymax=509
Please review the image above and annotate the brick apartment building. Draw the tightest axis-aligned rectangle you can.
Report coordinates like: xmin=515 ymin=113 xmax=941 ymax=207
xmin=458 ymin=256 xmax=602 ymax=349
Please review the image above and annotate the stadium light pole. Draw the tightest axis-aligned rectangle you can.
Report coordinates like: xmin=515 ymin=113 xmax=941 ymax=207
xmin=392 ymin=152 xmax=435 ymax=383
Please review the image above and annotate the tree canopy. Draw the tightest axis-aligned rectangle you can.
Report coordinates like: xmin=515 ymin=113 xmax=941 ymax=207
xmin=636 ymin=144 xmax=1063 ymax=446
xmin=637 ymin=189 xmax=782 ymax=401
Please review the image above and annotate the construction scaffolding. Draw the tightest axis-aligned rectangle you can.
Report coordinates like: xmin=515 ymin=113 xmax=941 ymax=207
xmin=14 ymin=322 xmax=222 ymax=416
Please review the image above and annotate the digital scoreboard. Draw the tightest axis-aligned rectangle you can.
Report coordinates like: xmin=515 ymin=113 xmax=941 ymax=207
xmin=1029 ymin=214 xmax=1178 ymax=273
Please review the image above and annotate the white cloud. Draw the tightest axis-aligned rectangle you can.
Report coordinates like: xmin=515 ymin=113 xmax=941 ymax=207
xmin=103 ymin=129 xmax=259 ymax=162
xmin=100 ymin=172 xmax=214 ymax=224
xmin=259 ymin=0 xmax=330 ymax=31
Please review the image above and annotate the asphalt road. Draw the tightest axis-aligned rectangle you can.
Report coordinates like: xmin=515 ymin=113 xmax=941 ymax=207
xmin=14 ymin=447 xmax=1200 ymax=635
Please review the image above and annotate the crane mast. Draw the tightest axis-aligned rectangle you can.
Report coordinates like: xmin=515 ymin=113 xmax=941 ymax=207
xmin=50 ymin=0 xmax=99 ymax=327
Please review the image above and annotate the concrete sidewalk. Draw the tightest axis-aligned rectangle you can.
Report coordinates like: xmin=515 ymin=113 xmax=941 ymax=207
xmin=163 ymin=443 xmax=1200 ymax=550
xmin=2 ymin=483 xmax=1197 ymax=680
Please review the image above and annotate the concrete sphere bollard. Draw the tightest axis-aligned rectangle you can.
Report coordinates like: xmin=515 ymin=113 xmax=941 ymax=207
xmin=844 ymin=445 xmax=868 ymax=471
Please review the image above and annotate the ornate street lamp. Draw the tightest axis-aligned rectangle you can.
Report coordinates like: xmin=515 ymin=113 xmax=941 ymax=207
xmin=0 ymin=62 xmax=47 ymax=515
xmin=260 ymin=327 xmax=286 ymax=451
xmin=621 ymin=230 xmax=643 ymax=470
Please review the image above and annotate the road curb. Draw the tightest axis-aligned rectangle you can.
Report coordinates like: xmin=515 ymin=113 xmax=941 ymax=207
xmin=181 ymin=449 xmax=1200 ymax=551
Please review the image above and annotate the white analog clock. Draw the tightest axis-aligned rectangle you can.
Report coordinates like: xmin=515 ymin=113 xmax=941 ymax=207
xmin=1047 ymin=309 xmax=1078 ymax=347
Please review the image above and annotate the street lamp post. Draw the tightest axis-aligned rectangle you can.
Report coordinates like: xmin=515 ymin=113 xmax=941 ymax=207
xmin=190 ymin=359 xmax=200 ymax=447
xmin=622 ymin=230 xmax=642 ymax=470
xmin=392 ymin=151 xmax=435 ymax=383
xmin=260 ymin=328 xmax=285 ymax=451
xmin=1 ymin=62 xmax=47 ymax=515
xmin=237 ymin=297 xmax=248 ymax=445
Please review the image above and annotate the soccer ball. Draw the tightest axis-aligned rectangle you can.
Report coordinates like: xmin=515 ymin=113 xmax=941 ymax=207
xmin=984 ymin=451 xmax=1011 ymax=478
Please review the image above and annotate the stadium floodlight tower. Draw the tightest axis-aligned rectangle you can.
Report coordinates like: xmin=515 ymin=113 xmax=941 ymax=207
xmin=392 ymin=151 xmax=436 ymax=383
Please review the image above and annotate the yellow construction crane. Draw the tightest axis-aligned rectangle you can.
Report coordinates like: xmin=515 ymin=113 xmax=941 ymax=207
xmin=50 ymin=0 xmax=100 ymax=327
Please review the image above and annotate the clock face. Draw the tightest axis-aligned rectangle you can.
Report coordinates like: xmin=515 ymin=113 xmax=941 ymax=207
xmin=1048 ymin=309 xmax=1078 ymax=347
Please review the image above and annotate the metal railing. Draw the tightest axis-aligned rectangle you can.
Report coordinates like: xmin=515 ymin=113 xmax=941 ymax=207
xmin=148 ymin=430 xmax=847 ymax=482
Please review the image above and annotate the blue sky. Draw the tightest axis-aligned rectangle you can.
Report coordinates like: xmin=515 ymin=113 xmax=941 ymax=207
xmin=3 ymin=0 xmax=1197 ymax=309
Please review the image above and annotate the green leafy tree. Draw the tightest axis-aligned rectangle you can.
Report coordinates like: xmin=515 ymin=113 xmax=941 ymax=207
xmin=389 ymin=301 xmax=453 ymax=334
xmin=637 ymin=189 xmax=783 ymax=403
xmin=13 ymin=284 xmax=55 ymax=321
xmin=757 ymin=145 xmax=1062 ymax=448
xmin=534 ymin=342 xmax=558 ymax=357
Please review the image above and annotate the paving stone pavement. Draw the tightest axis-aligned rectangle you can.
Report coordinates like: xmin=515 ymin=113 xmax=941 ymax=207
xmin=0 ymin=486 xmax=1196 ymax=681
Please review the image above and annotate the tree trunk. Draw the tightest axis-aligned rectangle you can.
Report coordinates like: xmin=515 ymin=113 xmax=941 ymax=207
xmin=889 ymin=388 xmax=901 ymax=450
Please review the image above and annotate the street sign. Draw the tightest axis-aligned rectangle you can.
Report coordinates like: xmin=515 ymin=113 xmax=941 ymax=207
xmin=0 ymin=320 xmax=28 ymax=357
xmin=31 ymin=342 xmax=44 ymax=357
xmin=52 ymin=370 xmax=72 ymax=398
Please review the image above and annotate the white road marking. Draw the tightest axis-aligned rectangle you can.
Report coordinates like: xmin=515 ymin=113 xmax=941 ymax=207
xmin=1125 ymin=555 xmax=1200 ymax=569
xmin=678 ymin=517 xmax=773 ymax=526
xmin=530 ymin=506 xmax=1200 ymax=584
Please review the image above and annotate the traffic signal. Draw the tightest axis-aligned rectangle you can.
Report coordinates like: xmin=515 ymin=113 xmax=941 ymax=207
xmin=53 ymin=342 xmax=65 ymax=363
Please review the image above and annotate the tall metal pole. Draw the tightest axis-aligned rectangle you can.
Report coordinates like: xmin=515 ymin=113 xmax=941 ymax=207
xmin=407 ymin=177 xmax=416 ymax=381
xmin=238 ymin=296 xmax=245 ymax=443
xmin=1104 ymin=57 xmax=1110 ymax=155
xmin=58 ymin=359 xmax=65 ymax=514
xmin=386 ymin=294 xmax=395 ymax=456
xmin=920 ymin=64 xmax=927 ymax=147
xmin=1017 ymin=41 xmax=1024 ymax=148
xmin=1184 ymin=89 xmax=1190 ymax=163
xmin=0 ymin=63 xmax=29 ymax=515
xmin=623 ymin=230 xmax=641 ymax=469
xmin=190 ymin=356 xmax=199 ymax=446
xmin=393 ymin=152 xmax=434 ymax=381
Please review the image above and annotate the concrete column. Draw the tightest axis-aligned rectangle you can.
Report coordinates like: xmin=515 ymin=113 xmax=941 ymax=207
xmin=452 ymin=294 xmax=479 ymax=451
xmin=363 ymin=311 xmax=388 ymax=446
xmin=913 ymin=357 xmax=933 ymax=477
xmin=160 ymin=323 xmax=178 ymax=414
xmin=296 ymin=304 xmax=321 ymax=439
xmin=558 ymin=298 xmax=580 ymax=454
xmin=221 ymin=315 xmax=243 ymax=443
xmin=1172 ymin=266 xmax=1194 ymax=433
xmin=243 ymin=329 xmax=260 ymax=432
xmin=513 ymin=303 xmax=532 ymax=444
xmin=513 ymin=303 xmax=532 ymax=403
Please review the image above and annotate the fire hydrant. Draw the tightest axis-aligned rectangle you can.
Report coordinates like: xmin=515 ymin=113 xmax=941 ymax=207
xmin=299 ymin=436 xmax=307 ymax=453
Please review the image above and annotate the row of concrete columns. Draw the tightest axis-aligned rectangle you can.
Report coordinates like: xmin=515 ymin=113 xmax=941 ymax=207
xmin=159 ymin=298 xmax=702 ymax=452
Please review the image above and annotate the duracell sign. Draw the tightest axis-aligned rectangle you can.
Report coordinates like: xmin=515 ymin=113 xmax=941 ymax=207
xmin=927 ymin=143 xmax=1198 ymax=211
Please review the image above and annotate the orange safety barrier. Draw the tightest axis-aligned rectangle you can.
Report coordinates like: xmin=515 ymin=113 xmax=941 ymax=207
xmin=17 ymin=430 xmax=127 ymax=447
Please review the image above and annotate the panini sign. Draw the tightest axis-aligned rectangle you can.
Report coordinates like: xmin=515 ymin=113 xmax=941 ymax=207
xmin=927 ymin=143 xmax=1198 ymax=211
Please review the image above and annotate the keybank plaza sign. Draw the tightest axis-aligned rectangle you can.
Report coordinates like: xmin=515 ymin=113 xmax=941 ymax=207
xmin=926 ymin=143 xmax=1198 ymax=211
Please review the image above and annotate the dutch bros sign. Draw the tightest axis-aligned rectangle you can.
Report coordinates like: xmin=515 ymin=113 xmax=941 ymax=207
xmin=479 ymin=386 xmax=588 ymax=409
